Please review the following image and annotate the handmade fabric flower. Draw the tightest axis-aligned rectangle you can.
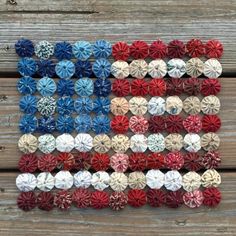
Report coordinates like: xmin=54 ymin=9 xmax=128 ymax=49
xmin=56 ymin=115 xmax=74 ymax=133
xmin=74 ymin=97 xmax=93 ymax=114
xmin=149 ymin=39 xmax=167 ymax=59
xmin=203 ymin=187 xmax=221 ymax=207
xmin=54 ymin=171 xmax=74 ymax=190
xmin=167 ymin=59 xmax=186 ymax=78
xmin=93 ymin=40 xmax=112 ymax=58
xmin=16 ymin=173 xmax=37 ymax=192
xmin=17 ymin=192 xmax=37 ymax=211
xmin=38 ymin=116 xmax=56 ymax=133
xmin=94 ymin=78 xmax=111 ymax=97
xmin=74 ymin=60 xmax=92 ymax=78
xmin=112 ymin=41 xmax=130 ymax=61
xmin=148 ymin=59 xmax=167 ymax=78
xmin=72 ymin=188 xmax=91 ymax=208
xmin=129 ymin=97 xmax=148 ymax=115
xmin=74 ymin=115 xmax=92 ymax=133
xmin=202 ymin=114 xmax=221 ymax=132
xmin=93 ymin=97 xmax=110 ymax=114
xmin=19 ymin=114 xmax=37 ymax=134
xmin=35 ymin=40 xmax=54 ymax=59
xmin=37 ymin=192 xmax=54 ymax=211
xmin=128 ymin=171 xmax=146 ymax=189
xmin=54 ymin=41 xmax=73 ymax=60
xmin=37 ymin=96 xmax=56 ymax=117
xmin=182 ymin=171 xmax=201 ymax=192
xmin=110 ymin=172 xmax=128 ymax=192
xmin=75 ymin=78 xmax=94 ymax=96
xmin=57 ymin=96 xmax=74 ymax=115
xmin=15 ymin=38 xmax=34 ymax=57
xmin=166 ymin=78 xmax=183 ymax=96
xmin=167 ymin=40 xmax=185 ymax=58
xmin=37 ymin=60 xmax=55 ymax=77
xmin=111 ymin=134 xmax=130 ymax=153
xmin=183 ymin=115 xmax=202 ymax=133
xmin=91 ymin=190 xmax=110 ymax=209
xmin=147 ymin=153 xmax=165 ymax=169
xmin=57 ymin=152 xmax=75 ymax=170
xmin=201 ymin=169 xmax=221 ymax=188
xmin=72 ymin=41 xmax=92 ymax=60
xmin=186 ymin=58 xmax=204 ymax=78
xmin=166 ymin=96 xmax=183 ymax=115
xmin=109 ymin=192 xmax=128 ymax=211
xmin=129 ymin=59 xmax=148 ymax=79
xmin=147 ymin=189 xmax=166 ymax=207
xmin=129 ymin=116 xmax=149 ymax=134
xmin=110 ymin=153 xmax=129 ymax=172
xmin=55 ymin=60 xmax=75 ymax=79
xmin=201 ymin=132 xmax=220 ymax=151
xmin=146 ymin=170 xmax=165 ymax=189
xmin=112 ymin=79 xmax=130 ymax=97
xmin=184 ymin=153 xmax=203 ymax=171
xmin=165 ymin=190 xmax=184 ymax=208
xmin=201 ymin=78 xmax=221 ymax=96
xmin=38 ymin=154 xmax=57 ymax=172
xmin=183 ymin=78 xmax=201 ymax=95
xmin=164 ymin=170 xmax=182 ymax=191
xmin=18 ymin=134 xmax=38 ymax=154
xmin=148 ymin=97 xmax=165 ymax=115
xmin=74 ymin=170 xmax=92 ymax=188
xmin=37 ymin=77 xmax=56 ymax=96
xmin=129 ymin=153 xmax=147 ymax=171
xmin=130 ymin=79 xmax=149 ymax=96
xmin=201 ymin=95 xmax=221 ymax=115
xmin=183 ymin=190 xmax=204 ymax=208
xmin=165 ymin=152 xmax=184 ymax=170
xmin=37 ymin=172 xmax=55 ymax=192
xmin=38 ymin=134 xmax=56 ymax=154
xmin=203 ymin=59 xmax=222 ymax=78
xmin=18 ymin=154 xmax=38 ymax=173
xmin=111 ymin=60 xmax=129 ymax=79
xmin=111 ymin=97 xmax=129 ymax=115
xmin=128 ymin=189 xmax=147 ymax=208
xmin=165 ymin=115 xmax=183 ymax=133
xmin=18 ymin=57 xmax=37 ymax=76
xmin=17 ymin=76 xmax=36 ymax=95
xmin=55 ymin=133 xmax=75 ymax=152
xmin=148 ymin=133 xmax=165 ymax=152
xmin=74 ymin=133 xmax=93 ymax=152
xmin=111 ymin=115 xmax=129 ymax=134
xmin=74 ymin=152 xmax=92 ymax=170
xmin=183 ymin=96 xmax=201 ymax=115
xmin=93 ymin=134 xmax=111 ymax=153
xmin=130 ymin=40 xmax=149 ymax=59
xmin=92 ymin=58 xmax=111 ymax=78
xmin=57 ymin=79 xmax=74 ymax=97
xmin=92 ymin=115 xmax=110 ymax=134
xmin=205 ymin=39 xmax=223 ymax=58
xmin=130 ymin=134 xmax=148 ymax=153
xmin=54 ymin=190 xmax=72 ymax=210
xmin=186 ymin=39 xmax=205 ymax=57
xmin=91 ymin=153 xmax=109 ymax=171
xmin=183 ymin=133 xmax=201 ymax=153
xmin=91 ymin=171 xmax=110 ymax=191
xmin=149 ymin=79 xmax=166 ymax=96
xmin=148 ymin=116 xmax=166 ymax=133
xmin=202 ymin=151 xmax=221 ymax=169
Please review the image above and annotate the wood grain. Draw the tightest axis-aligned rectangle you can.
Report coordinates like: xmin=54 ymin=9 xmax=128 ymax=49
xmin=0 ymin=0 xmax=236 ymax=74
xmin=0 ymin=77 xmax=235 ymax=169
xmin=0 ymin=172 xmax=235 ymax=236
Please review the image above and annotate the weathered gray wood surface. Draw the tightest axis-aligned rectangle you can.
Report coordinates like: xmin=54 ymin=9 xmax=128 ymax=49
xmin=0 ymin=0 xmax=236 ymax=235
xmin=0 ymin=172 xmax=235 ymax=236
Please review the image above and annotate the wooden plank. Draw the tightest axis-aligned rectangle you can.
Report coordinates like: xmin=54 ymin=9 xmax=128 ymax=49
xmin=0 ymin=9 xmax=235 ymax=73
xmin=0 ymin=171 xmax=235 ymax=236
xmin=0 ymin=77 xmax=235 ymax=169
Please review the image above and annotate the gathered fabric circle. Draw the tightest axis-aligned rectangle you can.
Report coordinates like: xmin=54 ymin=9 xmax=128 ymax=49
xmin=165 ymin=133 xmax=183 ymax=151
xmin=186 ymin=58 xmax=204 ymax=78
xmin=18 ymin=134 xmax=38 ymax=154
xmin=201 ymin=95 xmax=221 ymax=115
xmin=182 ymin=171 xmax=201 ymax=192
xmin=183 ymin=96 xmax=201 ymax=115
xmin=203 ymin=59 xmax=222 ymax=78
xmin=111 ymin=60 xmax=130 ymax=79
xmin=110 ymin=172 xmax=128 ymax=192
xmin=38 ymin=134 xmax=56 ymax=154
xmin=91 ymin=171 xmax=110 ymax=191
xmin=166 ymin=96 xmax=183 ymax=115
xmin=93 ymin=134 xmax=111 ymax=153
xmin=110 ymin=153 xmax=129 ymax=172
xmin=37 ymin=96 xmax=56 ymax=117
xmin=167 ymin=59 xmax=186 ymax=78
xmin=111 ymin=134 xmax=130 ymax=153
xmin=129 ymin=116 xmax=149 ymax=134
xmin=16 ymin=173 xmax=37 ymax=192
xmin=164 ymin=170 xmax=182 ymax=191
xmin=129 ymin=59 xmax=148 ymax=79
xmin=130 ymin=134 xmax=148 ymax=153
xmin=183 ymin=133 xmax=201 ymax=153
xmin=146 ymin=170 xmax=165 ymax=189
xmin=129 ymin=97 xmax=148 ymax=116
xmin=148 ymin=97 xmax=165 ymax=115
xmin=74 ymin=133 xmax=93 ymax=152
xmin=128 ymin=171 xmax=146 ymax=189
xmin=55 ymin=134 xmax=74 ymax=152
xmin=147 ymin=133 xmax=165 ymax=152
xmin=110 ymin=97 xmax=129 ymax=115
xmin=148 ymin=59 xmax=167 ymax=78
xmin=201 ymin=169 xmax=221 ymax=188
xmin=74 ymin=170 xmax=92 ymax=188
xmin=201 ymin=132 xmax=220 ymax=151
